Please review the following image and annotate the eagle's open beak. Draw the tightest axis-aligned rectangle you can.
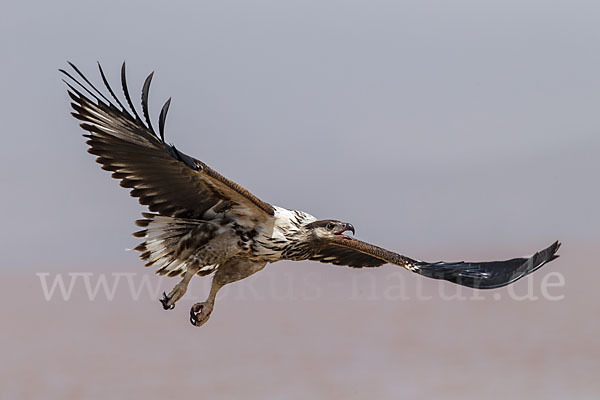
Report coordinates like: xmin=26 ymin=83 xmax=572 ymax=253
xmin=334 ymin=223 xmax=355 ymax=236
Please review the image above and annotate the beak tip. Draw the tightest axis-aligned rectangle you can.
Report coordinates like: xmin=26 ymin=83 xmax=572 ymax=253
xmin=334 ymin=223 xmax=356 ymax=236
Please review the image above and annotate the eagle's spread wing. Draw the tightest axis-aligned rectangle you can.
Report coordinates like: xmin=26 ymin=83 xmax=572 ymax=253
xmin=312 ymin=236 xmax=561 ymax=289
xmin=61 ymin=62 xmax=274 ymax=222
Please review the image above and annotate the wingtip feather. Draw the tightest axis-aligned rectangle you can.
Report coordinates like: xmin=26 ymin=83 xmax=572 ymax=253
xmin=141 ymin=71 xmax=156 ymax=135
xmin=120 ymin=61 xmax=142 ymax=121
xmin=158 ymin=97 xmax=171 ymax=142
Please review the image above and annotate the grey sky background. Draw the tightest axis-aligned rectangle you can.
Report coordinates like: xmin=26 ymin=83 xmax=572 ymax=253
xmin=2 ymin=0 xmax=598 ymax=270
xmin=2 ymin=1 xmax=600 ymax=398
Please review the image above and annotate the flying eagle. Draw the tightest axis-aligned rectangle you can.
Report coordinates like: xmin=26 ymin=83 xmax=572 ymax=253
xmin=61 ymin=62 xmax=561 ymax=327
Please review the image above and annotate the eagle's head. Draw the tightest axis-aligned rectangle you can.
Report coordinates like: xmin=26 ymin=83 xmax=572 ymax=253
xmin=304 ymin=219 xmax=355 ymax=239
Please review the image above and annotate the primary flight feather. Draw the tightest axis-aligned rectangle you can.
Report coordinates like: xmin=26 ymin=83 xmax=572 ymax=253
xmin=62 ymin=62 xmax=561 ymax=327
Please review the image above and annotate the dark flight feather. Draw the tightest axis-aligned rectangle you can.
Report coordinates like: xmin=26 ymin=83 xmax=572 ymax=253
xmin=60 ymin=70 xmax=102 ymax=105
xmin=97 ymin=62 xmax=127 ymax=113
xmin=158 ymin=98 xmax=171 ymax=142
xmin=67 ymin=61 xmax=112 ymax=105
xmin=141 ymin=72 xmax=156 ymax=136
xmin=316 ymin=236 xmax=561 ymax=289
xmin=415 ymin=241 xmax=561 ymax=289
xmin=120 ymin=62 xmax=142 ymax=122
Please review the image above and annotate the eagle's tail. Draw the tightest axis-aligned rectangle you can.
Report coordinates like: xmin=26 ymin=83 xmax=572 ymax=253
xmin=414 ymin=241 xmax=561 ymax=289
xmin=132 ymin=213 xmax=217 ymax=277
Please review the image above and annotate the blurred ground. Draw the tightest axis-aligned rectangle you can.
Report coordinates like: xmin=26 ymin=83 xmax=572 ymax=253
xmin=3 ymin=243 xmax=598 ymax=399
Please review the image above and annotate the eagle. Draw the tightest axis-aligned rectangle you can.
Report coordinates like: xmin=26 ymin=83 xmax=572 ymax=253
xmin=61 ymin=62 xmax=561 ymax=327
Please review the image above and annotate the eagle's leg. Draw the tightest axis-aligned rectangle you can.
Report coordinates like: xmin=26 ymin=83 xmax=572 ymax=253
xmin=189 ymin=280 xmax=221 ymax=327
xmin=190 ymin=259 xmax=266 ymax=327
xmin=160 ymin=267 xmax=198 ymax=310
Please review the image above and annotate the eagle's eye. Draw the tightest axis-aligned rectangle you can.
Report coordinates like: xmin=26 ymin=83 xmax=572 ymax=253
xmin=326 ymin=223 xmax=334 ymax=230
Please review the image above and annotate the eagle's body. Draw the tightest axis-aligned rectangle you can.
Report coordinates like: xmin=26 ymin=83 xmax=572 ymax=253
xmin=62 ymin=62 xmax=561 ymax=327
xmin=255 ymin=206 xmax=319 ymax=261
xmin=137 ymin=205 xmax=317 ymax=276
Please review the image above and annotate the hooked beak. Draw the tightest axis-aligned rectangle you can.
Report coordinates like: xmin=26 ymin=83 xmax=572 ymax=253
xmin=334 ymin=223 xmax=355 ymax=236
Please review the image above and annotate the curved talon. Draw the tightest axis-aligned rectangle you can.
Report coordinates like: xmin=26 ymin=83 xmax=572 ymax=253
xmin=190 ymin=306 xmax=199 ymax=326
xmin=190 ymin=302 xmax=211 ymax=327
xmin=160 ymin=291 xmax=175 ymax=310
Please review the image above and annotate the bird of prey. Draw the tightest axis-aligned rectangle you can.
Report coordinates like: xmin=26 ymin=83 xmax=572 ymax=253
xmin=61 ymin=62 xmax=561 ymax=327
